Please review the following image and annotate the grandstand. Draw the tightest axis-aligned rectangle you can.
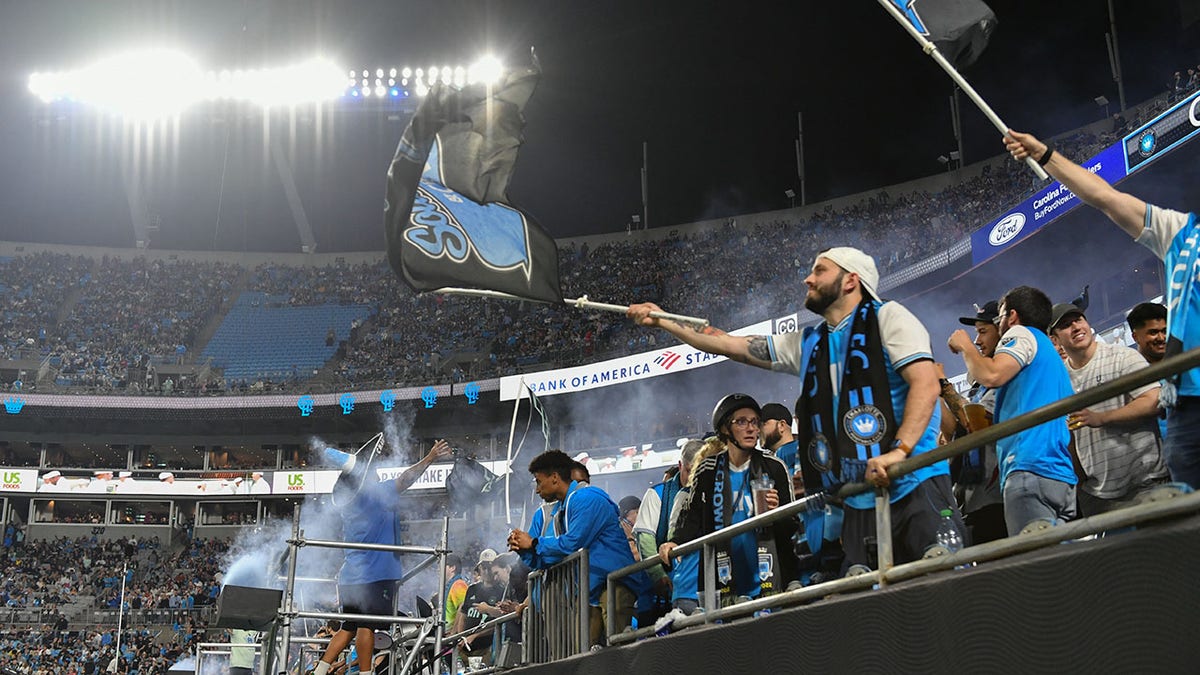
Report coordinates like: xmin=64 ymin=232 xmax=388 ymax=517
xmin=0 ymin=87 xmax=1180 ymax=400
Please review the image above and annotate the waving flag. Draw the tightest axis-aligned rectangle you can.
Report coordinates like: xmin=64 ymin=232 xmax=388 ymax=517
xmin=384 ymin=61 xmax=562 ymax=304
xmin=889 ymin=0 xmax=996 ymax=68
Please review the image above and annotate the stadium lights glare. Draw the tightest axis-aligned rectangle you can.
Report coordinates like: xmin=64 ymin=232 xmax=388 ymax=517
xmin=29 ymin=49 xmax=348 ymax=117
xmin=29 ymin=51 xmax=509 ymax=110
xmin=467 ymin=56 xmax=504 ymax=85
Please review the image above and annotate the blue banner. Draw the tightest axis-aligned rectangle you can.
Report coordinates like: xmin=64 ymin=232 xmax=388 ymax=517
xmin=970 ymin=143 xmax=1126 ymax=265
xmin=970 ymin=90 xmax=1200 ymax=266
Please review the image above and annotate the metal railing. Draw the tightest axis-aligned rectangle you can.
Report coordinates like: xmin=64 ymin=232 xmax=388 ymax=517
xmin=523 ymin=548 xmax=589 ymax=664
xmin=235 ymin=505 xmax=453 ymax=675
xmin=606 ymin=346 xmax=1200 ymax=645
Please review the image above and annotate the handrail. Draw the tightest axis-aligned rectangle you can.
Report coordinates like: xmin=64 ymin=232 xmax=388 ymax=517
xmin=610 ymin=488 xmax=1200 ymax=645
xmin=607 ymin=345 xmax=1200 ymax=636
xmin=839 ymin=344 xmax=1200 ymax=500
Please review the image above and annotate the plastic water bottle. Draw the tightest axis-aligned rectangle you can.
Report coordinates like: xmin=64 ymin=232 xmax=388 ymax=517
xmin=935 ymin=509 xmax=963 ymax=554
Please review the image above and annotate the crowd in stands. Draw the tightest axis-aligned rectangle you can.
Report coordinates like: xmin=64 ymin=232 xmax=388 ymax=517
xmin=0 ymin=528 xmax=227 ymax=673
xmin=0 ymin=89 xmax=1180 ymax=395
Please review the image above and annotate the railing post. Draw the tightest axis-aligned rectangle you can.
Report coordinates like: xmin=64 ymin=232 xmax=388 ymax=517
xmin=578 ymin=550 xmax=589 ymax=652
xmin=605 ymin=564 xmax=616 ymax=643
xmin=432 ymin=515 xmax=448 ymax=675
xmin=702 ymin=542 xmax=717 ymax=621
xmin=875 ymin=487 xmax=893 ymax=580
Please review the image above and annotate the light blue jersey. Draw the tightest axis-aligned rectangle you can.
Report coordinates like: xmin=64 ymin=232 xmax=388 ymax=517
xmin=726 ymin=464 xmax=759 ymax=598
xmin=994 ymin=326 xmax=1077 ymax=489
xmin=1137 ymin=205 xmax=1200 ymax=395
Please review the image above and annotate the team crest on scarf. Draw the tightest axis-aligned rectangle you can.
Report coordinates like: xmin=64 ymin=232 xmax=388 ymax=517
xmin=844 ymin=404 xmax=887 ymax=445
xmin=807 ymin=433 xmax=832 ymax=472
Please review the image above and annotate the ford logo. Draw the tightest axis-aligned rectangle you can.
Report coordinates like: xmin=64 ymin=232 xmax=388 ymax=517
xmin=989 ymin=213 xmax=1026 ymax=246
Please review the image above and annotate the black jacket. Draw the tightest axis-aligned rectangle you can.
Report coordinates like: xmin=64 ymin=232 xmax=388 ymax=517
xmin=669 ymin=448 xmax=799 ymax=588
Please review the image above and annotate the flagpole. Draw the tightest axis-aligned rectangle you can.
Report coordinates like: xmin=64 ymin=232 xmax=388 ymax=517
xmin=874 ymin=0 xmax=1049 ymax=181
xmin=433 ymin=287 xmax=710 ymax=328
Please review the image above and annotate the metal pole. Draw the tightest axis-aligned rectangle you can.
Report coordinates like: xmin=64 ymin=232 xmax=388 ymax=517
xmin=577 ymin=550 xmax=589 ymax=653
xmin=874 ymin=489 xmax=893 ymax=582
xmin=433 ymin=287 xmax=710 ymax=328
xmin=951 ymin=87 xmax=965 ymax=166
xmin=277 ymin=504 xmax=302 ymax=675
xmin=114 ymin=561 xmax=126 ymax=663
xmin=874 ymin=0 xmax=1049 ymax=180
xmin=796 ymin=111 xmax=806 ymax=207
xmin=433 ymin=515 xmax=449 ymax=675
xmin=641 ymin=141 xmax=649 ymax=230
xmin=702 ymin=542 xmax=717 ymax=621
xmin=1107 ymin=0 xmax=1127 ymax=112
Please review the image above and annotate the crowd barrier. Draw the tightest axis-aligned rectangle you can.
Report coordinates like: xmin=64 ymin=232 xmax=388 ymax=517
xmin=606 ymin=346 xmax=1200 ymax=644
xmin=522 ymin=549 xmax=589 ymax=664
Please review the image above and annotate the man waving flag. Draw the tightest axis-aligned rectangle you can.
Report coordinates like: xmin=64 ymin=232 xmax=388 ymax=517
xmin=383 ymin=58 xmax=562 ymax=304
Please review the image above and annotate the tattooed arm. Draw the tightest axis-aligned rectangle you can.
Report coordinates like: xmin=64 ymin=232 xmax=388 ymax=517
xmin=627 ymin=302 xmax=774 ymax=370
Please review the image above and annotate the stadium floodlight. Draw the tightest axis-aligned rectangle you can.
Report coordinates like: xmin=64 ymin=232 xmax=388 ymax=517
xmin=28 ymin=51 xmax=350 ymax=115
xmin=467 ymin=56 xmax=503 ymax=85
xmin=401 ymin=67 xmax=412 ymax=79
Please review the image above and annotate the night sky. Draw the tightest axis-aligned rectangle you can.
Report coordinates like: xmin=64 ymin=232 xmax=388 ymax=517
xmin=0 ymin=1 xmax=1196 ymax=251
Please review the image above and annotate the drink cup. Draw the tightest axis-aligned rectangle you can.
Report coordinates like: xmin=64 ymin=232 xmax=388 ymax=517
xmin=751 ymin=475 xmax=775 ymax=515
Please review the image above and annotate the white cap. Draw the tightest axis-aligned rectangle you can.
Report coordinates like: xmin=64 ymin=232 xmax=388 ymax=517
xmin=817 ymin=247 xmax=880 ymax=300
xmin=118 ymin=471 xmax=132 ymax=479
xmin=573 ymin=452 xmax=589 ymax=462
xmin=476 ymin=548 xmax=498 ymax=567
xmin=158 ymin=472 xmax=174 ymax=481
xmin=93 ymin=470 xmax=113 ymax=477
xmin=43 ymin=471 xmax=62 ymax=480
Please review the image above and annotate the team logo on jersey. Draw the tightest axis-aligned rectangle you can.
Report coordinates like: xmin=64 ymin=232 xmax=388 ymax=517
xmin=1001 ymin=336 xmax=1016 ymax=348
xmin=844 ymin=405 xmax=887 ymax=445
xmin=758 ymin=552 xmax=774 ymax=582
xmin=807 ymin=434 xmax=832 ymax=472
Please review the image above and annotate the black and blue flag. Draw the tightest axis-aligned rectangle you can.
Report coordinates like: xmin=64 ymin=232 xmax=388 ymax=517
xmin=890 ymin=0 xmax=997 ymax=69
xmin=384 ymin=62 xmax=562 ymax=304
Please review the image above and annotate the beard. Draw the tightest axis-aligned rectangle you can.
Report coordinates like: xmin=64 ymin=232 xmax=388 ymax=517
xmin=804 ymin=272 xmax=844 ymax=315
xmin=762 ymin=429 xmax=781 ymax=448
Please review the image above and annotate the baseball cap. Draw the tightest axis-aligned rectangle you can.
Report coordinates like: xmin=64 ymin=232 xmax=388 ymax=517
xmin=818 ymin=247 xmax=879 ymax=300
xmin=761 ymin=403 xmax=793 ymax=425
xmin=158 ymin=472 xmax=174 ymax=481
xmin=93 ymin=470 xmax=113 ymax=477
xmin=118 ymin=471 xmax=132 ymax=479
xmin=476 ymin=548 xmax=498 ymax=567
xmin=43 ymin=470 xmax=61 ymax=480
xmin=958 ymin=300 xmax=1000 ymax=326
xmin=1050 ymin=303 xmax=1086 ymax=331
xmin=618 ymin=495 xmax=642 ymax=515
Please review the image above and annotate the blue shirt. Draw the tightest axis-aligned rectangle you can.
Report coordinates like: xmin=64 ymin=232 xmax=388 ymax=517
xmin=994 ymin=326 xmax=1077 ymax=489
xmin=338 ymin=477 xmax=403 ymax=585
xmin=773 ymin=439 xmax=799 ymax=478
xmin=726 ymin=464 xmax=759 ymax=598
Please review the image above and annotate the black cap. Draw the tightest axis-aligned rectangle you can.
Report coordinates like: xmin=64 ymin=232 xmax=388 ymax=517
xmin=761 ymin=403 xmax=793 ymax=425
xmin=1050 ymin=303 xmax=1086 ymax=331
xmin=618 ymin=495 xmax=642 ymax=515
xmin=958 ymin=300 xmax=1000 ymax=326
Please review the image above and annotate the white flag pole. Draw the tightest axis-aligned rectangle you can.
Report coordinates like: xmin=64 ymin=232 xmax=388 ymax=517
xmin=434 ymin=287 xmax=710 ymax=328
xmin=504 ymin=378 xmax=526 ymax=530
xmin=874 ymin=0 xmax=1049 ymax=181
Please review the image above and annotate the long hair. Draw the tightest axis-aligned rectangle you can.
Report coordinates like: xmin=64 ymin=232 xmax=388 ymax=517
xmin=687 ymin=436 xmax=725 ymax=487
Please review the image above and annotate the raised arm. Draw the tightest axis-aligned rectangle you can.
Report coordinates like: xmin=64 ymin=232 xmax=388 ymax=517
xmin=1004 ymin=130 xmax=1147 ymax=238
xmin=627 ymin=302 xmax=773 ymax=369
xmin=393 ymin=439 xmax=453 ymax=493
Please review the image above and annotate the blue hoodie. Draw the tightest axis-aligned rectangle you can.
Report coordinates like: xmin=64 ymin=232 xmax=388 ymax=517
xmin=530 ymin=480 xmax=652 ymax=606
